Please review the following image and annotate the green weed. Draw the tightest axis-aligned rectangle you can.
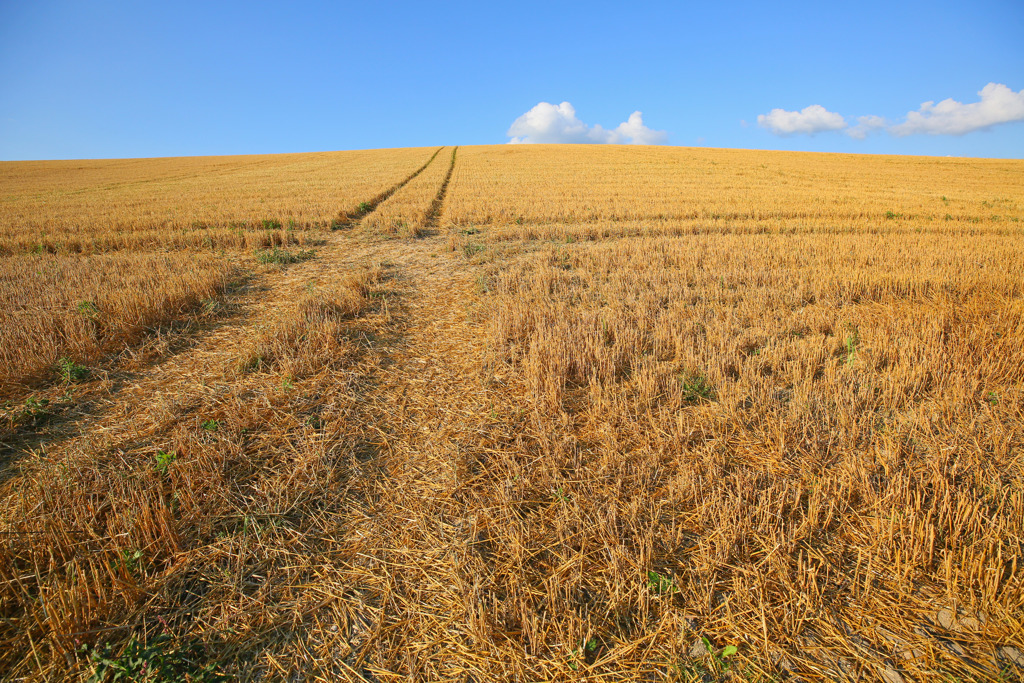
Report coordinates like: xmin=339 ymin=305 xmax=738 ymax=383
xmin=56 ymin=357 xmax=89 ymax=382
xmin=76 ymin=300 xmax=99 ymax=319
xmin=201 ymin=298 xmax=221 ymax=315
xmin=255 ymin=248 xmax=315 ymax=265
xmin=646 ymin=570 xmax=679 ymax=595
xmin=83 ymin=634 xmax=225 ymax=683
xmin=844 ymin=324 xmax=860 ymax=366
xmin=7 ymin=396 xmax=52 ymax=428
xmin=475 ymin=273 xmax=492 ymax=294
xmin=238 ymin=353 xmax=265 ymax=374
xmin=704 ymin=638 xmax=738 ymax=674
xmin=155 ymin=450 xmax=177 ymax=476
xmin=121 ymin=548 xmax=144 ymax=576
xmin=568 ymin=637 xmax=599 ymax=671
xmin=680 ymin=373 xmax=715 ymax=403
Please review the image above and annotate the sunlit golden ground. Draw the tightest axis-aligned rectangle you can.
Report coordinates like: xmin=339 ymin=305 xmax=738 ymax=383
xmin=1 ymin=145 xmax=1022 ymax=682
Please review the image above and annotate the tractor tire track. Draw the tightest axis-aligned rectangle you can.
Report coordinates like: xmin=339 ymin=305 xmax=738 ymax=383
xmin=334 ymin=147 xmax=445 ymax=227
xmin=0 ymin=147 xmax=448 ymax=471
xmin=425 ymin=146 xmax=458 ymax=228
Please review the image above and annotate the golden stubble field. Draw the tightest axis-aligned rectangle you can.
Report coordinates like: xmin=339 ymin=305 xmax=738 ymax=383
xmin=0 ymin=144 xmax=1022 ymax=682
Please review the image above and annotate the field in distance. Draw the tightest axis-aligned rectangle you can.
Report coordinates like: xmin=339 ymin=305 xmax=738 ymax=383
xmin=1 ymin=145 xmax=1022 ymax=682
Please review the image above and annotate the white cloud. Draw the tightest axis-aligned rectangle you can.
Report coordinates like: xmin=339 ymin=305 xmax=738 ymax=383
xmin=610 ymin=111 xmax=669 ymax=145
xmin=847 ymin=114 xmax=887 ymax=139
xmin=757 ymin=104 xmax=848 ymax=136
xmin=890 ymin=83 xmax=1024 ymax=136
xmin=507 ymin=102 xmax=668 ymax=145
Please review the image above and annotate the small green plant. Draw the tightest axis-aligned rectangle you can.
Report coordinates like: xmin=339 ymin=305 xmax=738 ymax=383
xmin=986 ymin=391 xmax=999 ymax=406
xmin=261 ymin=218 xmax=282 ymax=230
xmin=201 ymin=298 xmax=221 ymax=315
xmin=281 ymin=375 xmax=294 ymax=391
xmin=56 ymin=357 xmax=89 ymax=382
xmin=238 ymin=353 xmax=265 ymax=374
xmin=885 ymin=210 xmax=903 ymax=219
xmin=461 ymin=227 xmax=480 ymax=235
xmin=646 ymin=570 xmax=679 ymax=595
xmin=119 ymin=548 xmax=144 ymax=576
xmin=255 ymin=247 xmax=315 ymax=265
xmin=680 ymin=373 xmax=715 ymax=403
xmin=26 ymin=396 xmax=50 ymax=412
xmin=201 ymin=419 xmax=219 ymax=432
xmin=83 ymin=634 xmax=226 ymax=683
xmin=701 ymin=637 xmax=738 ymax=674
xmin=568 ymin=637 xmax=599 ymax=670
xmin=357 ymin=201 xmax=372 ymax=214
xmin=76 ymin=300 xmax=100 ymax=319
xmin=844 ymin=324 xmax=860 ymax=366
xmin=554 ymin=486 xmax=570 ymax=504
xmin=155 ymin=450 xmax=177 ymax=476
xmin=9 ymin=396 xmax=51 ymax=427
xmin=463 ymin=242 xmax=486 ymax=257
xmin=475 ymin=273 xmax=492 ymax=294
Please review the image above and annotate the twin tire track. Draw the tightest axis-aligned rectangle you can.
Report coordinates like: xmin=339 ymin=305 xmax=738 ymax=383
xmin=1 ymin=145 xmax=471 ymax=679
xmin=335 ymin=146 xmax=446 ymax=227
xmin=1 ymin=146 xmax=459 ymax=465
xmin=425 ymin=147 xmax=458 ymax=228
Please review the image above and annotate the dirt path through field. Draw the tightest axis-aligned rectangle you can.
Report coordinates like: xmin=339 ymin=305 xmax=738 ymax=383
xmin=333 ymin=233 xmax=493 ymax=672
xmin=21 ymin=234 xmax=474 ymax=441
xmin=4 ymin=134 xmax=548 ymax=677
xmin=116 ymin=231 xmax=495 ymax=677
xmin=0 ymin=147 xmax=502 ymax=674
xmin=0 ymin=147 xmax=452 ymax=466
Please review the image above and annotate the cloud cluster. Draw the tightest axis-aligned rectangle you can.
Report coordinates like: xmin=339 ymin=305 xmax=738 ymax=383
xmin=890 ymin=83 xmax=1024 ymax=136
xmin=757 ymin=104 xmax=847 ymax=136
xmin=758 ymin=83 xmax=1024 ymax=139
xmin=507 ymin=102 xmax=668 ymax=145
xmin=847 ymin=115 xmax=887 ymax=140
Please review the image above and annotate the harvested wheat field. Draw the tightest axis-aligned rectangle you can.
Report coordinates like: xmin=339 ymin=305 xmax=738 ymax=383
xmin=0 ymin=144 xmax=1022 ymax=682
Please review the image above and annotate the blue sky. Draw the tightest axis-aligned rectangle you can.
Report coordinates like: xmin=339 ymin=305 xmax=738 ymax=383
xmin=1 ymin=0 xmax=1022 ymax=160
